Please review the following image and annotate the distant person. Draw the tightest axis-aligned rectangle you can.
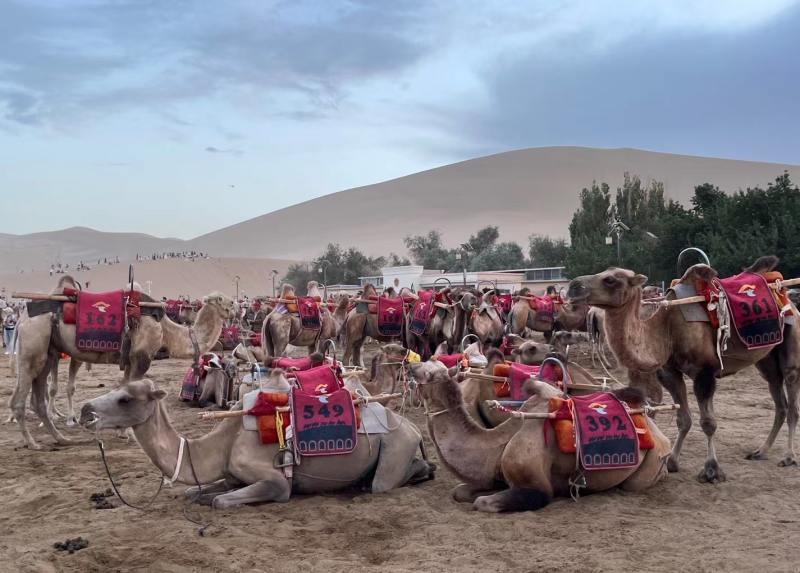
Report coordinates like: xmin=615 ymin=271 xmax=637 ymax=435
xmin=3 ymin=309 xmax=17 ymax=354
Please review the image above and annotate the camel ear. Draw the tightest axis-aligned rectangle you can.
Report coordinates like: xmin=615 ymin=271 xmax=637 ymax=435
xmin=630 ymin=274 xmax=648 ymax=287
xmin=149 ymin=388 xmax=167 ymax=401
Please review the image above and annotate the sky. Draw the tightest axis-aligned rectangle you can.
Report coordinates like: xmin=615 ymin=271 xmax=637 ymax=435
xmin=2 ymin=0 xmax=799 ymax=238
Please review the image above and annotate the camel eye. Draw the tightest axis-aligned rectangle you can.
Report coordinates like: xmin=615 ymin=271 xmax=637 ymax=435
xmin=118 ymin=396 xmax=132 ymax=405
xmin=602 ymin=276 xmax=618 ymax=287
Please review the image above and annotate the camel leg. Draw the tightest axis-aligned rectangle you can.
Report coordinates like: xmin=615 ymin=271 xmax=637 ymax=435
xmin=184 ymin=478 xmax=238 ymax=505
xmin=10 ymin=366 xmax=39 ymax=449
xmin=658 ymin=365 xmax=692 ymax=473
xmin=65 ymin=359 xmax=82 ymax=426
xmin=748 ymin=353 xmax=785 ymax=460
xmin=780 ymin=369 xmax=800 ymax=467
xmin=693 ymin=366 xmax=724 ymax=483
xmin=211 ymin=476 xmax=291 ymax=509
xmin=452 ymin=484 xmax=500 ymax=503
xmin=370 ymin=423 xmax=434 ymax=493
xmin=30 ymin=358 xmax=84 ymax=447
xmin=473 ymin=488 xmax=551 ymax=513
xmin=46 ymin=358 xmax=66 ymax=420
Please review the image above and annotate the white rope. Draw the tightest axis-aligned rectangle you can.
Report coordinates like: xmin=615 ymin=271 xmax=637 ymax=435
xmin=162 ymin=436 xmax=186 ymax=487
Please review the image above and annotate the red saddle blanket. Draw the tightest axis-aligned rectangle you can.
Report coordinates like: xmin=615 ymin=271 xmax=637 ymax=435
xmin=717 ymin=272 xmax=783 ymax=349
xmin=494 ymin=294 xmax=513 ymax=315
xmin=291 ymin=388 xmax=357 ymax=456
xmin=529 ymin=296 xmax=554 ymax=323
xmin=298 ymin=296 xmax=321 ymax=331
xmin=248 ymin=392 xmax=291 ymax=445
xmin=377 ymin=296 xmax=404 ymax=337
xmin=179 ymin=367 xmax=200 ymax=401
xmin=165 ymin=299 xmax=181 ymax=320
xmin=249 ymin=331 xmax=261 ymax=347
xmin=293 ymin=365 xmax=343 ymax=395
xmin=76 ymin=290 xmax=125 ymax=352
xmin=273 ymin=356 xmax=313 ymax=371
xmin=409 ymin=290 xmax=434 ymax=336
xmin=433 ymin=353 xmax=463 ymax=368
xmin=222 ymin=325 xmax=239 ymax=347
xmin=565 ymin=392 xmax=639 ymax=471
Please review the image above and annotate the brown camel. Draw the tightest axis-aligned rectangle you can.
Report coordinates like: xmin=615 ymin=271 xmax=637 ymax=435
xmin=11 ymin=278 xmax=233 ymax=449
xmin=411 ymin=360 xmax=671 ymax=511
xmin=567 ymin=256 xmax=800 ymax=483
xmin=465 ymin=291 xmax=505 ymax=349
xmin=405 ymin=289 xmax=453 ymax=359
xmin=508 ymin=289 xmax=589 ymax=341
xmin=262 ymin=282 xmax=344 ymax=358
xmin=80 ymin=375 xmax=434 ymax=508
xmin=342 ymin=284 xmax=405 ymax=366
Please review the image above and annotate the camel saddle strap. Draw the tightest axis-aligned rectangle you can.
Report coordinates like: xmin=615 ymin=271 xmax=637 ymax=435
xmin=189 ymin=328 xmax=201 ymax=374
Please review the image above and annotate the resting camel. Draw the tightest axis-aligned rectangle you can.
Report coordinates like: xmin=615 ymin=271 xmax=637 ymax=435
xmin=11 ymin=276 xmax=234 ymax=449
xmin=411 ymin=360 xmax=670 ymax=511
xmin=262 ymin=282 xmax=346 ymax=358
xmin=463 ymin=291 xmax=504 ymax=349
xmin=567 ymin=256 xmax=800 ymax=483
xmin=80 ymin=374 xmax=435 ymax=508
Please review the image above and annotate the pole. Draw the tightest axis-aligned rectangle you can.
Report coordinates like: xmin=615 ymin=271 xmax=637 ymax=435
xmin=616 ymin=229 xmax=621 ymax=266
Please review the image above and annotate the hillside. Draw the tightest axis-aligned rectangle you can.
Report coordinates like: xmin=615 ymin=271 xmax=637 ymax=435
xmin=3 ymin=147 xmax=799 ymax=272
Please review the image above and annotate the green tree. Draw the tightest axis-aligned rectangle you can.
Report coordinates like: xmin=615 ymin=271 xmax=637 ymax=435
xmin=469 ymin=242 xmax=526 ymax=271
xmin=528 ymin=235 xmax=569 ymax=267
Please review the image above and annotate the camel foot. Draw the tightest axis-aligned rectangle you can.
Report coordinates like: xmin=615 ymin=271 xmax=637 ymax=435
xmin=778 ymin=455 xmax=798 ymax=467
xmin=407 ymin=460 xmax=436 ymax=485
xmin=473 ymin=488 xmax=551 ymax=513
xmin=3 ymin=414 xmax=16 ymax=424
xmin=697 ymin=460 xmax=726 ymax=483
xmin=666 ymin=455 xmax=680 ymax=473
xmin=745 ymin=450 xmax=768 ymax=461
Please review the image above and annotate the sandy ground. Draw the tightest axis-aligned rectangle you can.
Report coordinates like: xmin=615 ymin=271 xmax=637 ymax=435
xmin=1 ymin=346 xmax=800 ymax=573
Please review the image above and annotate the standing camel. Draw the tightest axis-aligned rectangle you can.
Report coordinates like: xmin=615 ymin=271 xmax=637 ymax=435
xmin=11 ymin=278 xmax=233 ymax=449
xmin=342 ymin=284 xmax=405 ymax=366
xmin=567 ymin=256 xmax=800 ymax=483
xmin=261 ymin=282 xmax=345 ymax=358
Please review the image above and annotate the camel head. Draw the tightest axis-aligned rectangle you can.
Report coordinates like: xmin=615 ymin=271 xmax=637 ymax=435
xmin=80 ymin=379 xmax=166 ymax=430
xmin=511 ymin=339 xmax=554 ymax=365
xmin=567 ymin=268 xmax=648 ymax=309
xmin=455 ymin=289 xmax=478 ymax=312
xmin=550 ymin=330 xmax=590 ymax=353
xmin=307 ymin=281 xmax=323 ymax=298
xmin=202 ymin=292 xmax=236 ymax=320
xmin=409 ymin=361 xmax=457 ymax=409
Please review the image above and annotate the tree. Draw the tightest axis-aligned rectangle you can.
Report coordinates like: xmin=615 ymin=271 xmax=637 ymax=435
xmin=528 ymin=235 xmax=569 ymax=267
xmin=469 ymin=242 xmax=526 ymax=271
xmin=404 ymin=231 xmax=451 ymax=270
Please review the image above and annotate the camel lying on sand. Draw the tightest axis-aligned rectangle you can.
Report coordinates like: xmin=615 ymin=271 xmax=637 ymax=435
xmin=567 ymin=256 xmax=800 ymax=483
xmin=80 ymin=372 xmax=435 ymax=508
xmin=411 ymin=360 xmax=671 ymax=512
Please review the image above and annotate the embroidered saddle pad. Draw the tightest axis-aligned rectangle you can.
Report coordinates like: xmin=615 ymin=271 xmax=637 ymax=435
xmin=297 ymin=296 xmax=321 ymax=331
xmin=76 ymin=290 xmax=125 ymax=351
xmin=273 ymin=356 xmax=314 ymax=371
xmin=530 ymin=296 xmax=554 ymax=323
xmin=571 ymin=392 xmax=639 ymax=471
xmin=293 ymin=365 xmax=342 ymax=395
xmin=291 ymin=388 xmax=357 ymax=456
xmin=179 ymin=367 xmax=200 ymax=401
xmin=377 ymin=296 xmax=404 ymax=337
xmin=717 ymin=272 xmax=783 ymax=349
xmin=409 ymin=290 xmax=434 ymax=336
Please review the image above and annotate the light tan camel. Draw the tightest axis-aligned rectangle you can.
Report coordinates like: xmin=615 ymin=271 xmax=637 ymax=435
xmin=411 ymin=360 xmax=670 ymax=511
xmin=464 ymin=291 xmax=504 ymax=349
xmin=261 ymin=282 xmax=344 ymax=358
xmin=508 ymin=290 xmax=588 ymax=342
xmin=11 ymin=279 xmax=233 ymax=449
xmin=567 ymin=256 xmax=800 ymax=483
xmin=80 ymin=375 xmax=435 ymax=508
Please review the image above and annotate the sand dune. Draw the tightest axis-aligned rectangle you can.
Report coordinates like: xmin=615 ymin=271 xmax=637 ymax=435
xmin=4 ymin=147 xmax=799 ymax=273
xmin=0 ymin=257 xmax=294 ymax=300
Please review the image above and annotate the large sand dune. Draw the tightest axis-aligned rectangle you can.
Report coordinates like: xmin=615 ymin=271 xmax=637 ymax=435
xmin=4 ymin=147 xmax=798 ymax=273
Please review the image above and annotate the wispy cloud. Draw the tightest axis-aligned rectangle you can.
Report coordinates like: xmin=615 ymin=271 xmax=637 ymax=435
xmin=205 ymin=146 xmax=243 ymax=156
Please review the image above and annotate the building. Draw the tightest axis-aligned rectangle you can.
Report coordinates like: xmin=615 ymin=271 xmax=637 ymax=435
xmin=358 ymin=265 xmax=568 ymax=295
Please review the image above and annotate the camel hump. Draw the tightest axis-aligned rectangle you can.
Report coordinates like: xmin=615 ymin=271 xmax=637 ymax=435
xmin=744 ymin=255 xmax=779 ymax=274
xmin=678 ymin=263 xmax=717 ymax=285
xmin=611 ymin=386 xmax=646 ymax=407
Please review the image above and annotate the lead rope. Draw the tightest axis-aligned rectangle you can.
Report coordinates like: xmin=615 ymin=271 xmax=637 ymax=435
xmin=97 ymin=439 xmax=164 ymax=511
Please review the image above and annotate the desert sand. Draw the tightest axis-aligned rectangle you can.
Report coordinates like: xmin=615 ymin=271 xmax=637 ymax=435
xmin=1 ymin=345 xmax=799 ymax=573
xmin=4 ymin=148 xmax=799 ymax=274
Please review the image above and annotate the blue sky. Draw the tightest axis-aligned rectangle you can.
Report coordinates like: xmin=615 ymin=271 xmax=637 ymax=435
xmin=2 ymin=0 xmax=799 ymax=238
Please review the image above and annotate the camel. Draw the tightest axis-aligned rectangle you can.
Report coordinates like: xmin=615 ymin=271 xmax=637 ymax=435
xmin=342 ymin=284 xmax=405 ymax=366
xmin=550 ymin=330 xmax=591 ymax=355
xmin=405 ymin=289 xmax=453 ymax=360
xmin=566 ymin=256 xmax=800 ymax=483
xmin=508 ymin=289 xmax=589 ymax=341
xmin=464 ymin=291 xmax=504 ymax=349
xmin=80 ymin=375 xmax=435 ymax=508
xmin=411 ymin=360 xmax=671 ymax=511
xmin=262 ymin=282 xmax=345 ymax=358
xmin=11 ymin=277 xmax=234 ymax=449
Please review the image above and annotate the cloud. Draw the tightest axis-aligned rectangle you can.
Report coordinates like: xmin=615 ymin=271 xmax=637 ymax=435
xmin=205 ymin=146 xmax=243 ymax=156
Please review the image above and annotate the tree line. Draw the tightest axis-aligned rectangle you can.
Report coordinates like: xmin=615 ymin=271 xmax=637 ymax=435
xmin=282 ymin=171 xmax=798 ymax=292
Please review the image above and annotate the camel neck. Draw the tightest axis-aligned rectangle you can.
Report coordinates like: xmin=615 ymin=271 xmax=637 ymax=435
xmin=160 ymin=308 xmax=222 ymax=358
xmin=133 ymin=401 xmax=236 ymax=485
xmin=604 ymin=291 xmax=671 ymax=372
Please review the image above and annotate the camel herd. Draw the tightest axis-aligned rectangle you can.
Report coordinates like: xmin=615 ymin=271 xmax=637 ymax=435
xmin=6 ymin=255 xmax=800 ymax=513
